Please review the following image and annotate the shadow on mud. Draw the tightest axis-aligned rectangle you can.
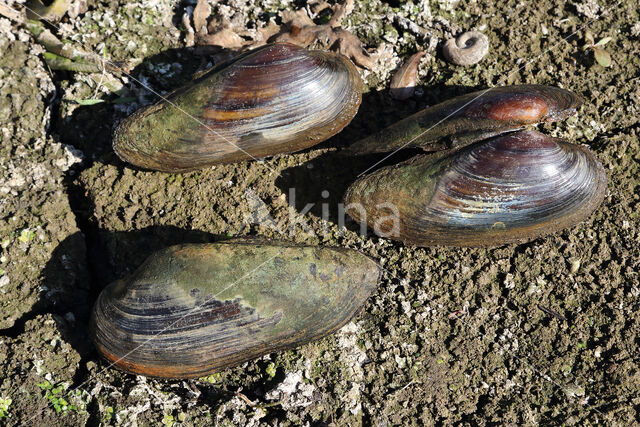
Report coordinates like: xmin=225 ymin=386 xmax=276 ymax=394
xmin=53 ymin=46 xmax=215 ymax=167
xmin=39 ymin=225 xmax=220 ymax=329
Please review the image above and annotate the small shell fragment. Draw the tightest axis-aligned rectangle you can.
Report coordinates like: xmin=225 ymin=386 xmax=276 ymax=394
xmin=390 ymin=51 xmax=425 ymax=100
xmin=442 ymin=31 xmax=489 ymax=66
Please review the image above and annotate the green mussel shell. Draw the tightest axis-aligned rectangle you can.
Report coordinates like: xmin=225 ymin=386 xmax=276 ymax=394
xmin=90 ymin=240 xmax=380 ymax=378
xmin=113 ymin=43 xmax=363 ymax=172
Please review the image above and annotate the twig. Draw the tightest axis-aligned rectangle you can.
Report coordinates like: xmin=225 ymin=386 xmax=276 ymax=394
xmin=1 ymin=4 xmax=128 ymax=74
xmin=234 ymin=391 xmax=282 ymax=410
xmin=537 ymin=304 xmax=567 ymax=322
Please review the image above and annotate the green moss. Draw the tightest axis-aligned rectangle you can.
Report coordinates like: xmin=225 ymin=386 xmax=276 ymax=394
xmin=265 ymin=362 xmax=277 ymax=379
xmin=0 ymin=397 xmax=11 ymax=419
xmin=199 ymin=373 xmax=222 ymax=384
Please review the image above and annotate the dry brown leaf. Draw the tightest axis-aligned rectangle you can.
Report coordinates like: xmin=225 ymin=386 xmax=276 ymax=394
xmin=199 ymin=27 xmax=245 ymax=49
xmin=193 ymin=0 xmax=210 ymax=37
xmin=256 ymin=21 xmax=282 ymax=44
xmin=270 ymin=1 xmax=375 ymax=69
xmin=333 ymin=28 xmax=376 ymax=69
xmin=280 ymin=9 xmax=315 ymax=29
xmin=329 ymin=0 xmax=354 ymax=27
xmin=190 ymin=0 xmax=375 ymax=71
xmin=206 ymin=16 xmax=223 ymax=36
xmin=273 ymin=24 xmax=336 ymax=48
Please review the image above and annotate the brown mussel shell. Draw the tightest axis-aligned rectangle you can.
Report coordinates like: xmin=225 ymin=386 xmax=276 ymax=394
xmin=346 ymin=85 xmax=582 ymax=156
xmin=113 ymin=43 xmax=363 ymax=172
xmin=344 ymin=130 xmax=607 ymax=247
xmin=90 ymin=240 xmax=380 ymax=379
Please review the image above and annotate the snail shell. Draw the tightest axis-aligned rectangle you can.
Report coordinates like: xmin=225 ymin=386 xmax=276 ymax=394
xmin=90 ymin=240 xmax=380 ymax=378
xmin=345 ymin=85 xmax=583 ymax=156
xmin=344 ymin=130 xmax=607 ymax=247
xmin=113 ymin=43 xmax=363 ymax=172
xmin=442 ymin=31 xmax=489 ymax=66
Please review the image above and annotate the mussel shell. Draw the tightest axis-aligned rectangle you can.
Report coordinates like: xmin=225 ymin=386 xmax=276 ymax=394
xmin=90 ymin=240 xmax=380 ymax=378
xmin=345 ymin=85 xmax=583 ymax=155
xmin=344 ymin=130 xmax=607 ymax=247
xmin=113 ymin=43 xmax=363 ymax=172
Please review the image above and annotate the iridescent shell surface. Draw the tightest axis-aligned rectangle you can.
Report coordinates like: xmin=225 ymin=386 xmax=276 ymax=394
xmin=113 ymin=43 xmax=363 ymax=172
xmin=346 ymin=85 xmax=582 ymax=155
xmin=90 ymin=240 xmax=380 ymax=378
xmin=344 ymin=130 xmax=607 ymax=247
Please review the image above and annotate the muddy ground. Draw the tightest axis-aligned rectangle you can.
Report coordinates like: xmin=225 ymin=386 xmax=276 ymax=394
xmin=1 ymin=0 xmax=639 ymax=424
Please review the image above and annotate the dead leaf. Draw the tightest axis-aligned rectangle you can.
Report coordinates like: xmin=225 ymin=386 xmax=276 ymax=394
xmin=329 ymin=0 xmax=354 ymax=27
xmin=273 ymin=24 xmax=335 ymax=47
xmin=256 ymin=21 xmax=282 ymax=44
xmin=593 ymin=47 xmax=612 ymax=67
xmin=584 ymin=29 xmax=595 ymax=46
xmin=333 ymin=28 xmax=376 ymax=69
xmin=206 ymin=16 xmax=224 ymax=36
xmin=270 ymin=2 xmax=375 ymax=69
xmin=189 ymin=0 xmax=376 ymax=71
xmin=199 ymin=27 xmax=245 ymax=49
xmin=193 ymin=0 xmax=210 ymax=37
xmin=280 ymin=9 xmax=315 ymax=29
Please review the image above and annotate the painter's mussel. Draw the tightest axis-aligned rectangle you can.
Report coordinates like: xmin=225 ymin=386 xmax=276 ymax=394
xmin=90 ymin=240 xmax=380 ymax=379
xmin=345 ymin=130 xmax=607 ymax=247
xmin=345 ymin=85 xmax=582 ymax=155
xmin=114 ymin=43 xmax=362 ymax=172
xmin=344 ymin=85 xmax=607 ymax=247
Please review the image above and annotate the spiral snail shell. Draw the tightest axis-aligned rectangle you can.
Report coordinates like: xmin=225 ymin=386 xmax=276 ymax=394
xmin=442 ymin=31 xmax=489 ymax=66
xmin=113 ymin=43 xmax=363 ymax=172
xmin=90 ymin=240 xmax=380 ymax=378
